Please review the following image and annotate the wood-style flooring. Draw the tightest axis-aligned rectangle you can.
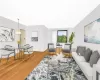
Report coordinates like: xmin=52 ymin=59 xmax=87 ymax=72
xmin=0 ymin=51 xmax=48 ymax=80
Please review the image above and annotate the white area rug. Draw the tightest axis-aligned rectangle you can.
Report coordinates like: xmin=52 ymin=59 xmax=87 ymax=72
xmin=25 ymin=54 xmax=87 ymax=80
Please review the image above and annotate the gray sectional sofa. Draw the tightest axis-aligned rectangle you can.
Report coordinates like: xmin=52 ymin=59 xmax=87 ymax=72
xmin=72 ymin=46 xmax=100 ymax=80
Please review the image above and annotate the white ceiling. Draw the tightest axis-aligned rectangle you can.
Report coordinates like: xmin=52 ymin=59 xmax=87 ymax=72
xmin=0 ymin=0 xmax=100 ymax=28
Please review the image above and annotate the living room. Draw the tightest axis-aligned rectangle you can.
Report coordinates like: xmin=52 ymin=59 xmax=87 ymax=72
xmin=0 ymin=0 xmax=100 ymax=80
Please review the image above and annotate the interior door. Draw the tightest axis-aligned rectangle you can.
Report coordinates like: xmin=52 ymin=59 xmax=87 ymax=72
xmin=20 ymin=29 xmax=26 ymax=46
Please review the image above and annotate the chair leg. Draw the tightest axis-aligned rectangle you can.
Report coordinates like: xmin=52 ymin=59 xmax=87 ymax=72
xmin=14 ymin=51 xmax=16 ymax=60
xmin=27 ymin=50 xmax=30 ymax=57
xmin=28 ymin=51 xmax=31 ymax=57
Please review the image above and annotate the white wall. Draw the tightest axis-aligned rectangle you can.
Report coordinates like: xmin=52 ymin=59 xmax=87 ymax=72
xmin=0 ymin=16 xmax=26 ymax=57
xmin=74 ymin=5 xmax=100 ymax=51
xmin=48 ymin=28 xmax=74 ymax=48
xmin=0 ymin=16 xmax=26 ymax=48
xmin=26 ymin=25 xmax=48 ymax=51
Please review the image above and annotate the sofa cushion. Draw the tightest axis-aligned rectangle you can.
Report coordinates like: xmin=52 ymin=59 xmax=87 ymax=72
xmin=72 ymin=52 xmax=85 ymax=62
xmin=76 ymin=56 xmax=86 ymax=62
xmin=89 ymin=51 xmax=100 ymax=67
xmin=84 ymin=48 xmax=92 ymax=62
xmin=72 ymin=52 xmax=92 ymax=80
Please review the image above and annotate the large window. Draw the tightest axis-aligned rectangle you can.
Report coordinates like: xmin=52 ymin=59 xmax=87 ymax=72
xmin=57 ymin=30 xmax=67 ymax=43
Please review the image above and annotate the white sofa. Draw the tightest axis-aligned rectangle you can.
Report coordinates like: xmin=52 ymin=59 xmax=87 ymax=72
xmin=72 ymin=52 xmax=100 ymax=80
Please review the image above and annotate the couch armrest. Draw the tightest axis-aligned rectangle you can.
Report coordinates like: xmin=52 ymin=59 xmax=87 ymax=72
xmin=93 ymin=64 xmax=100 ymax=80
xmin=93 ymin=64 xmax=96 ymax=80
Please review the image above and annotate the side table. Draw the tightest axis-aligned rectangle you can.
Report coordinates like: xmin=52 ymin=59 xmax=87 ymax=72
xmin=56 ymin=45 xmax=62 ymax=54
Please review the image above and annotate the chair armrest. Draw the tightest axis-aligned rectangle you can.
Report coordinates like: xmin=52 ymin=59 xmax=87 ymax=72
xmin=9 ymin=51 xmax=15 ymax=55
xmin=23 ymin=46 xmax=33 ymax=52
xmin=22 ymin=46 xmax=33 ymax=49
xmin=1 ymin=50 xmax=15 ymax=56
xmin=28 ymin=46 xmax=33 ymax=49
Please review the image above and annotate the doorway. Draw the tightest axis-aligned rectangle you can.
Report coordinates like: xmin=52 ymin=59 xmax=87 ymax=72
xmin=20 ymin=29 xmax=26 ymax=46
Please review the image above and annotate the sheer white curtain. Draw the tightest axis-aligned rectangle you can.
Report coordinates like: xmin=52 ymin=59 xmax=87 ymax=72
xmin=52 ymin=30 xmax=57 ymax=47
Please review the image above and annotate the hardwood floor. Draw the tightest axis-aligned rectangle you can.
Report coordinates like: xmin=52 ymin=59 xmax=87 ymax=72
xmin=0 ymin=51 xmax=48 ymax=80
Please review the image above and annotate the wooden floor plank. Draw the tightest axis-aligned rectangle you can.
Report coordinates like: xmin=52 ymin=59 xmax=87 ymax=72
xmin=0 ymin=51 xmax=47 ymax=80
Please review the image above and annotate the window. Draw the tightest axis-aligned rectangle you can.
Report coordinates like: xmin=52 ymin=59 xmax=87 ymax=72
xmin=57 ymin=30 xmax=67 ymax=43
xmin=31 ymin=31 xmax=38 ymax=41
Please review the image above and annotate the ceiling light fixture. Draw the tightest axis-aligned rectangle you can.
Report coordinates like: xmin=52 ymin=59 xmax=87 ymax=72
xmin=16 ymin=18 xmax=21 ymax=34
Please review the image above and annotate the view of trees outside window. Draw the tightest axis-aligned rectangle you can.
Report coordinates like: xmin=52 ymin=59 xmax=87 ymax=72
xmin=57 ymin=30 xmax=67 ymax=43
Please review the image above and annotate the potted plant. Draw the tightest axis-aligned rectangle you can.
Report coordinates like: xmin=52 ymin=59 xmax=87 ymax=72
xmin=68 ymin=32 xmax=75 ymax=44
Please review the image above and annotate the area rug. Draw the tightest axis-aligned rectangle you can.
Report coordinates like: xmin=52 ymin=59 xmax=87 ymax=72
xmin=25 ymin=55 xmax=87 ymax=80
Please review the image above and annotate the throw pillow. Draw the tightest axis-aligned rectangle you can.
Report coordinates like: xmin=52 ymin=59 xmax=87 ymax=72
xmin=84 ymin=48 xmax=92 ymax=62
xmin=76 ymin=46 xmax=81 ymax=55
xmin=76 ymin=46 xmax=79 ymax=54
xmin=89 ymin=51 xmax=100 ymax=67
xmin=78 ymin=46 xmax=86 ymax=56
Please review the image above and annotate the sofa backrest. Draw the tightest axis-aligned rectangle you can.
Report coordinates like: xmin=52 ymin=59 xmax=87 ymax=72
xmin=76 ymin=46 xmax=100 ymax=67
